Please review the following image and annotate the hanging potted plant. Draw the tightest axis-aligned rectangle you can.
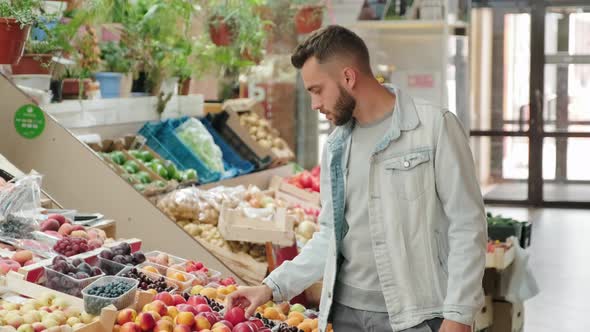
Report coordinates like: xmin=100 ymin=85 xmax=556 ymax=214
xmin=95 ymin=41 xmax=132 ymax=98
xmin=292 ymin=0 xmax=325 ymax=35
xmin=0 ymin=0 xmax=41 ymax=64
xmin=11 ymin=14 xmax=65 ymax=75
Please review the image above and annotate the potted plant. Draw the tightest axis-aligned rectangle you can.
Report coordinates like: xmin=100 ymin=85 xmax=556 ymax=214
xmin=0 ymin=0 xmax=41 ymax=64
xmin=292 ymin=0 xmax=325 ymax=35
xmin=62 ymin=25 xmax=101 ymax=99
xmin=95 ymin=41 xmax=132 ymax=98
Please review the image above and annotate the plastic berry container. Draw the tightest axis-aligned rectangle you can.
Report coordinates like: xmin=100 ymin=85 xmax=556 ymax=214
xmin=82 ymin=276 xmax=138 ymax=315
xmin=44 ymin=266 xmax=104 ymax=298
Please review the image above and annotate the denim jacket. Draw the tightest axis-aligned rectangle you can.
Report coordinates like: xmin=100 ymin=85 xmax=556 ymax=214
xmin=264 ymin=85 xmax=487 ymax=331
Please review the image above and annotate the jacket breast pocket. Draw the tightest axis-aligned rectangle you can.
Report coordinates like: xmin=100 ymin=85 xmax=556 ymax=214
xmin=384 ymin=150 xmax=433 ymax=201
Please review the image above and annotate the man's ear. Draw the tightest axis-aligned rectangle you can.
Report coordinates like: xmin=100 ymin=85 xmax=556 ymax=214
xmin=342 ymin=67 xmax=357 ymax=89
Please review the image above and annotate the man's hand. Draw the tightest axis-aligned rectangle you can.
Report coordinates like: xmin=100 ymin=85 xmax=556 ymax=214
xmin=439 ymin=319 xmax=472 ymax=332
xmin=225 ymin=285 xmax=273 ymax=318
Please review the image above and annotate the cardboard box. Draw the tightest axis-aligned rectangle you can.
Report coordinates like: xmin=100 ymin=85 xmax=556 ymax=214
xmin=491 ymin=301 xmax=524 ymax=332
xmin=475 ymin=296 xmax=494 ymax=331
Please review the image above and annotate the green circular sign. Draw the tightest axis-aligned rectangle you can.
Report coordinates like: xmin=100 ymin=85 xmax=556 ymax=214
xmin=14 ymin=104 xmax=45 ymax=139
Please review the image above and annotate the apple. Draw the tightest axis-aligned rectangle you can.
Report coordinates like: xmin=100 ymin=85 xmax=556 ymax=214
xmin=195 ymin=315 xmax=212 ymax=331
xmin=47 ymin=214 xmax=67 ymax=226
xmin=290 ymin=303 xmax=306 ymax=313
xmin=176 ymin=304 xmax=198 ymax=316
xmin=135 ymin=312 xmax=156 ymax=331
xmin=166 ymin=306 xmax=179 ymax=318
xmin=231 ymin=322 xmax=256 ymax=332
xmin=195 ymin=304 xmax=212 ymax=313
xmin=249 ymin=319 xmax=264 ymax=329
xmin=224 ymin=307 xmax=246 ymax=326
xmin=117 ymin=308 xmax=138 ymax=325
xmin=6 ymin=314 xmax=24 ymax=328
xmin=188 ymin=296 xmax=208 ymax=307
xmin=172 ymin=294 xmax=186 ymax=306
xmin=22 ymin=312 xmax=41 ymax=324
xmin=155 ymin=292 xmax=175 ymax=306
xmin=120 ymin=322 xmax=141 ymax=332
xmin=40 ymin=318 xmax=58 ymax=328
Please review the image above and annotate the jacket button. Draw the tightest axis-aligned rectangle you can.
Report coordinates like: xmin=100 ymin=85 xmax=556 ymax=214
xmin=328 ymin=291 xmax=332 ymax=299
xmin=403 ymin=161 xmax=410 ymax=168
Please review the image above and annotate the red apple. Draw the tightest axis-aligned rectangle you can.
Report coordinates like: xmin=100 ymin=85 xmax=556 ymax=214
xmin=311 ymin=165 xmax=320 ymax=177
xmin=231 ymin=322 xmax=255 ymax=332
xmin=249 ymin=319 xmax=264 ymax=329
xmin=224 ymin=307 xmax=246 ymax=326
xmin=172 ymin=294 xmax=187 ymax=306
xmin=155 ymin=292 xmax=175 ymax=306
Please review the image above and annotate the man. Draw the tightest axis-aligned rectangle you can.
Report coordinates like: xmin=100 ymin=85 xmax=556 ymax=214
xmin=227 ymin=25 xmax=487 ymax=332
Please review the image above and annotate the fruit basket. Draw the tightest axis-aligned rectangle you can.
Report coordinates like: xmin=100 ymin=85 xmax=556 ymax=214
xmin=44 ymin=264 xmax=104 ymax=298
xmin=135 ymin=261 xmax=195 ymax=291
xmin=169 ymin=261 xmax=222 ymax=286
xmin=82 ymin=276 xmax=139 ymax=315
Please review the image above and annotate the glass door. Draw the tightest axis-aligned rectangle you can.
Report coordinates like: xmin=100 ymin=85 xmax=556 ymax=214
xmin=531 ymin=2 xmax=590 ymax=207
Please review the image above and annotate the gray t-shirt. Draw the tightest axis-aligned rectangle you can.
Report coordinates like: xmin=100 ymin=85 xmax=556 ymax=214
xmin=334 ymin=110 xmax=393 ymax=312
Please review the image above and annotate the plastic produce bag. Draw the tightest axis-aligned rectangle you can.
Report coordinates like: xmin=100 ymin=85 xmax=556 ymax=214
xmin=0 ymin=173 xmax=42 ymax=218
xmin=504 ymin=236 xmax=540 ymax=303
xmin=175 ymin=118 xmax=225 ymax=173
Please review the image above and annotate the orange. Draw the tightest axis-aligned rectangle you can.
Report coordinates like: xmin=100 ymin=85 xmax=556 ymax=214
xmin=310 ymin=319 xmax=318 ymax=329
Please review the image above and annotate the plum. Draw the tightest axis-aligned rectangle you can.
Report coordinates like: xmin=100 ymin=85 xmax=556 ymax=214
xmin=72 ymin=258 xmax=84 ymax=267
xmin=132 ymin=252 xmax=146 ymax=264
xmin=99 ymin=249 xmax=113 ymax=260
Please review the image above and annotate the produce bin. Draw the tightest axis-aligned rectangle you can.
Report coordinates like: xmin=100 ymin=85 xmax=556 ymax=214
xmin=44 ymin=266 xmax=104 ymax=298
xmin=82 ymin=276 xmax=139 ymax=315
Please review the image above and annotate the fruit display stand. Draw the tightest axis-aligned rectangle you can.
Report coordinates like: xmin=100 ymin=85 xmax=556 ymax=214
xmin=0 ymin=74 xmax=242 ymax=284
xmin=2 ymin=271 xmax=116 ymax=331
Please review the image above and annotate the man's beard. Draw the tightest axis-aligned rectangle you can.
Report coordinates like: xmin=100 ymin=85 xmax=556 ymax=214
xmin=332 ymin=85 xmax=356 ymax=126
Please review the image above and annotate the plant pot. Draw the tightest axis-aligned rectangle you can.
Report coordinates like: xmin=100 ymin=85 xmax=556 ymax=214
xmin=179 ymin=78 xmax=191 ymax=95
xmin=294 ymin=5 xmax=324 ymax=35
xmin=209 ymin=16 xmax=235 ymax=46
xmin=11 ymin=54 xmax=54 ymax=75
xmin=0 ymin=18 xmax=31 ymax=65
xmin=120 ymin=72 xmax=133 ymax=97
xmin=62 ymin=78 xmax=92 ymax=99
xmin=94 ymin=72 xmax=123 ymax=98
xmin=50 ymin=79 xmax=63 ymax=102
xmin=12 ymin=74 xmax=51 ymax=91
xmin=132 ymin=71 xmax=149 ymax=94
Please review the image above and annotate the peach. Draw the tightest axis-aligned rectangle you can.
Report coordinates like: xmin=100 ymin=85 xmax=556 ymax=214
xmin=173 ymin=324 xmax=191 ymax=332
xmin=58 ymin=223 xmax=74 ymax=236
xmin=146 ymin=311 xmax=161 ymax=321
xmin=155 ymin=292 xmax=174 ymax=306
xmin=6 ymin=314 xmax=24 ymax=328
xmin=166 ymin=306 xmax=179 ymax=318
xmin=199 ymin=287 xmax=217 ymax=299
xmin=263 ymin=307 xmax=280 ymax=320
xmin=22 ymin=311 xmax=41 ymax=324
xmin=117 ymin=309 xmax=138 ymax=325
xmin=172 ymin=294 xmax=186 ymax=306
xmin=175 ymin=311 xmax=195 ymax=327
xmin=120 ymin=322 xmax=141 ymax=332
xmin=135 ymin=312 xmax=156 ymax=331
xmin=195 ymin=315 xmax=212 ymax=331
xmin=211 ymin=325 xmax=231 ymax=332
xmin=146 ymin=300 xmax=167 ymax=317
xmin=16 ymin=324 xmax=34 ymax=332
xmin=12 ymin=250 xmax=33 ymax=266
xmin=161 ymin=316 xmax=174 ymax=324
xmin=154 ymin=319 xmax=174 ymax=332
xmin=47 ymin=214 xmax=67 ymax=225
xmin=31 ymin=323 xmax=45 ymax=332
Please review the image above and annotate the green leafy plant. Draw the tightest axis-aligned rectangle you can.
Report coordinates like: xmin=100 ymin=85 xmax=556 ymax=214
xmin=0 ymin=0 xmax=42 ymax=26
xmin=99 ymin=41 xmax=132 ymax=73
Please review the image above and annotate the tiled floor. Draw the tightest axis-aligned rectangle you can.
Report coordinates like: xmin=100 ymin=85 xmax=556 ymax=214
xmin=486 ymin=206 xmax=590 ymax=332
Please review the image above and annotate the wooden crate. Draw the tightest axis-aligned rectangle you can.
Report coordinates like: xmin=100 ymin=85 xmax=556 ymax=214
xmin=194 ymin=237 xmax=268 ymax=286
xmin=491 ymin=301 xmax=524 ymax=332
xmin=269 ymin=176 xmax=321 ymax=208
xmin=4 ymin=271 xmax=116 ymax=332
xmin=217 ymin=202 xmax=295 ymax=247
xmin=485 ymin=244 xmax=515 ymax=270
xmin=475 ymin=296 xmax=494 ymax=331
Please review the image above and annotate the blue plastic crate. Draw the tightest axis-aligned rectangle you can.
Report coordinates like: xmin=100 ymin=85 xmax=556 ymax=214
xmin=200 ymin=117 xmax=255 ymax=176
xmin=154 ymin=118 xmax=222 ymax=184
xmin=138 ymin=122 xmax=186 ymax=172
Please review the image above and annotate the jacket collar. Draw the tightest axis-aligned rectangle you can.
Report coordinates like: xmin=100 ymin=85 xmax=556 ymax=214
xmin=327 ymin=84 xmax=420 ymax=152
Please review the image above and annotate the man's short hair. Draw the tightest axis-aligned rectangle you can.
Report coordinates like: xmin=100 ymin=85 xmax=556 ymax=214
xmin=291 ymin=25 xmax=372 ymax=74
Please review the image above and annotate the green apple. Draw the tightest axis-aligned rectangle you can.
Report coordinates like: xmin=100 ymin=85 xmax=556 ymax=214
xmin=140 ymin=150 xmax=154 ymax=162
xmin=129 ymin=149 xmax=142 ymax=159
xmin=163 ymin=161 xmax=177 ymax=180
xmin=182 ymin=169 xmax=198 ymax=182
xmin=290 ymin=303 xmax=306 ymax=313
xmin=135 ymin=171 xmax=152 ymax=184
xmin=110 ymin=151 xmax=126 ymax=165
xmin=123 ymin=160 xmax=140 ymax=173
